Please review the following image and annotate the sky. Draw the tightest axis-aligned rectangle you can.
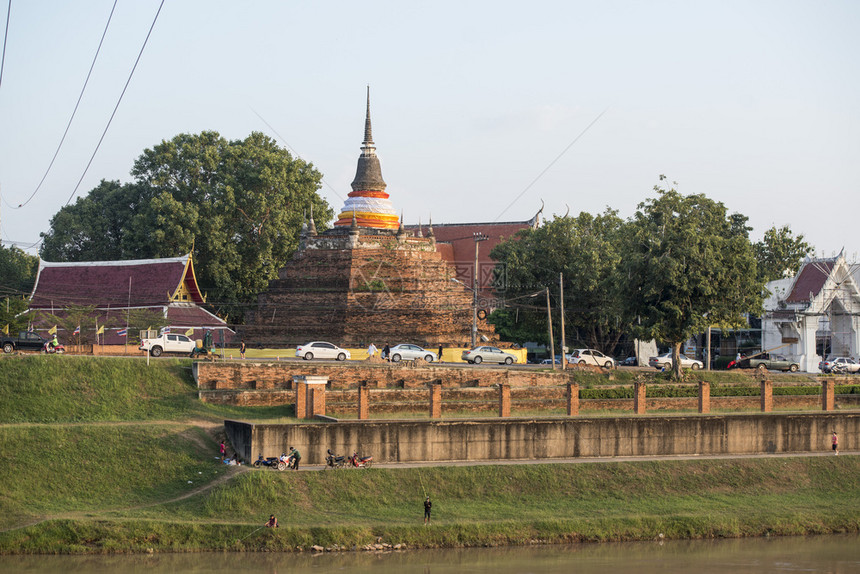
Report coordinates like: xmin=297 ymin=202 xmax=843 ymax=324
xmin=1 ymin=0 xmax=858 ymax=258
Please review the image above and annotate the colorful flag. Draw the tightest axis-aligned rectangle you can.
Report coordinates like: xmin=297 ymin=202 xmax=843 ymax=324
xmin=162 ymin=326 xmax=171 ymax=334
xmin=185 ymin=328 xmax=194 ymax=337
xmin=48 ymin=325 xmax=57 ymax=335
xmin=96 ymin=325 xmax=105 ymax=335
xmin=73 ymin=326 xmax=81 ymax=335
xmin=117 ymin=328 xmax=127 ymax=337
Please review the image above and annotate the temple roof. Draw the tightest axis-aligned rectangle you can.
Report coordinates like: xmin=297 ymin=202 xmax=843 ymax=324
xmin=785 ymin=260 xmax=834 ymax=304
xmin=29 ymin=254 xmax=205 ymax=310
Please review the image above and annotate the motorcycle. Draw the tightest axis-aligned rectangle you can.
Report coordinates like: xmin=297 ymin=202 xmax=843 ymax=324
xmin=348 ymin=452 xmax=373 ymax=469
xmin=41 ymin=342 xmax=66 ymax=354
xmin=325 ymin=449 xmax=346 ymax=470
xmin=253 ymin=453 xmax=287 ymax=471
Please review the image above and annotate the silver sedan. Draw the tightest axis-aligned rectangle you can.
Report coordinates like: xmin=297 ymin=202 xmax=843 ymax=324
xmin=389 ymin=344 xmax=438 ymax=363
xmin=461 ymin=346 xmax=517 ymax=365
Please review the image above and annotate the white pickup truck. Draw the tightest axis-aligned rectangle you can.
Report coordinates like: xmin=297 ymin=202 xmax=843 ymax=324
xmin=139 ymin=333 xmax=196 ymax=357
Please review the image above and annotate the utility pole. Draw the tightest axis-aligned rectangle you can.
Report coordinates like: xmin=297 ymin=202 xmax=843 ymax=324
xmin=546 ymin=287 xmax=555 ymax=369
xmin=471 ymin=232 xmax=488 ymax=347
xmin=559 ymin=272 xmax=566 ymax=370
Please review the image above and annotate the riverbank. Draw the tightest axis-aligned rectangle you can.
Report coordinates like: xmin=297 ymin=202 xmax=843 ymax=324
xmin=1 ymin=456 xmax=858 ymax=554
xmin=0 ymin=356 xmax=858 ymax=554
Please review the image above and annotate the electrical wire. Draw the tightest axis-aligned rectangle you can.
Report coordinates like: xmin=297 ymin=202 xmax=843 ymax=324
xmin=60 ymin=0 xmax=166 ymax=210
xmin=0 ymin=0 xmax=10 ymax=90
xmin=12 ymin=0 xmax=118 ymax=210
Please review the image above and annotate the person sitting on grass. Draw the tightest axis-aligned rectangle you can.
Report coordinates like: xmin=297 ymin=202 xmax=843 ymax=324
xmin=265 ymin=514 xmax=278 ymax=528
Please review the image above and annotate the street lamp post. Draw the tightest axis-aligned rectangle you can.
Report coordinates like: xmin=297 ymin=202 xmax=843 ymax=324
xmin=472 ymin=232 xmax=488 ymax=348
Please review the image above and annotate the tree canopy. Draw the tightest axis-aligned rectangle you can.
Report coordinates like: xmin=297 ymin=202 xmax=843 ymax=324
xmin=40 ymin=131 xmax=332 ymax=322
xmin=754 ymin=225 xmax=814 ymax=284
xmin=489 ymin=209 xmax=630 ymax=354
xmin=617 ymin=178 xmax=765 ymax=377
xmin=0 ymin=245 xmax=38 ymax=334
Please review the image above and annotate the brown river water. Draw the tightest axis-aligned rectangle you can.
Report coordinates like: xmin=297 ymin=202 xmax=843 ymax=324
xmin=0 ymin=534 xmax=857 ymax=573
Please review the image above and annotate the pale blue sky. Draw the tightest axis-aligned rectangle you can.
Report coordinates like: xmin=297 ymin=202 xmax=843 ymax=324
xmin=1 ymin=1 xmax=858 ymax=256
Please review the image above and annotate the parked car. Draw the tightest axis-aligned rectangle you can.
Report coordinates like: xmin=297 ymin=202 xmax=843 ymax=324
xmin=388 ymin=344 xmax=437 ymax=363
xmin=819 ymin=357 xmax=860 ymax=374
xmin=568 ymin=348 xmax=615 ymax=369
xmin=620 ymin=356 xmax=638 ymax=366
xmin=648 ymin=353 xmax=703 ymax=370
xmin=540 ymin=357 xmax=561 ymax=365
xmin=747 ymin=354 xmax=800 ymax=372
xmin=2 ymin=331 xmax=50 ymax=354
xmin=139 ymin=333 xmax=196 ymax=357
xmin=296 ymin=341 xmax=350 ymax=361
xmin=461 ymin=346 xmax=517 ymax=365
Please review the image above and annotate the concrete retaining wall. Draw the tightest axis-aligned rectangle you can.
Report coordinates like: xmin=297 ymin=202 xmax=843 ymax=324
xmin=225 ymin=412 xmax=858 ymax=465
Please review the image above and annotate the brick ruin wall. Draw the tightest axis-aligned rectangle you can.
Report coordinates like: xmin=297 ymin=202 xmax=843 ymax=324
xmin=242 ymin=234 xmax=497 ymax=347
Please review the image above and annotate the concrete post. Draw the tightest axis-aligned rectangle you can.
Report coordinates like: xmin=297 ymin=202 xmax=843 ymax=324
xmin=358 ymin=384 xmax=370 ymax=420
xmin=498 ymin=384 xmax=511 ymax=418
xmin=760 ymin=379 xmax=773 ymax=413
xmin=822 ymin=379 xmax=836 ymax=411
xmin=293 ymin=375 xmax=328 ymax=419
xmin=566 ymin=383 xmax=579 ymax=416
xmin=430 ymin=383 xmax=442 ymax=419
xmin=634 ymin=381 xmax=646 ymax=414
xmin=698 ymin=381 xmax=710 ymax=414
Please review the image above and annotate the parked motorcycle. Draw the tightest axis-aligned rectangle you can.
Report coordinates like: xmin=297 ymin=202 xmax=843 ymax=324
xmin=325 ymin=449 xmax=346 ymax=469
xmin=253 ymin=453 xmax=287 ymax=471
xmin=41 ymin=342 xmax=66 ymax=354
xmin=348 ymin=452 xmax=373 ymax=469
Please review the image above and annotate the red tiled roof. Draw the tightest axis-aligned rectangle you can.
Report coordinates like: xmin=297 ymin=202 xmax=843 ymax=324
xmin=29 ymin=256 xmax=201 ymax=309
xmin=404 ymin=221 xmax=536 ymax=292
xmin=786 ymin=260 xmax=833 ymax=303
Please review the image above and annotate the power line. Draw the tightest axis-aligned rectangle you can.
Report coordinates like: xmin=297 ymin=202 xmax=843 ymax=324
xmin=11 ymin=0 xmax=118 ymax=210
xmin=0 ymin=0 xmax=10 ymax=90
xmin=60 ymin=0 xmax=166 ymax=211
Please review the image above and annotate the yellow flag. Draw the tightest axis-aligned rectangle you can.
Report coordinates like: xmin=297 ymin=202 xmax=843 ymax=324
xmin=48 ymin=325 xmax=57 ymax=335
xmin=185 ymin=328 xmax=194 ymax=337
xmin=2 ymin=324 xmax=8 ymax=335
xmin=96 ymin=325 xmax=105 ymax=335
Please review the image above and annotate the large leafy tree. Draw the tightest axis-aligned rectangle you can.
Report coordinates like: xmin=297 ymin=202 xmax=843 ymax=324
xmin=40 ymin=131 xmax=332 ymax=322
xmin=753 ymin=225 xmax=813 ymax=284
xmin=0 ymin=246 xmax=38 ymax=334
xmin=489 ymin=209 xmax=631 ymax=354
xmin=617 ymin=178 xmax=765 ymax=378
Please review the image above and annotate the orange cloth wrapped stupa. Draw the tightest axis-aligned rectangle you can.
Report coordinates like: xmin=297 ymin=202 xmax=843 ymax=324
xmin=333 ymin=89 xmax=399 ymax=230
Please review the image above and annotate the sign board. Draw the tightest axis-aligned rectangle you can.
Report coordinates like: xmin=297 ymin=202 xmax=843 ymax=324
xmin=781 ymin=337 xmax=799 ymax=344
xmin=140 ymin=329 xmax=158 ymax=340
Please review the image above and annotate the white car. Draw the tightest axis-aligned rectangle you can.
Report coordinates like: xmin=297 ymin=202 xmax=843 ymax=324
xmin=568 ymin=348 xmax=615 ymax=369
xmin=388 ymin=344 xmax=437 ymax=363
xmin=819 ymin=357 xmax=860 ymax=374
xmin=648 ymin=352 xmax=703 ymax=370
xmin=296 ymin=342 xmax=350 ymax=361
xmin=461 ymin=346 xmax=517 ymax=365
xmin=139 ymin=333 xmax=196 ymax=357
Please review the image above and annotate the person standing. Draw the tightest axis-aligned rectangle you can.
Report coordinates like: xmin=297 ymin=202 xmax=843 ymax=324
xmin=438 ymin=344 xmax=443 ymax=362
xmin=219 ymin=441 xmax=226 ymax=460
xmin=368 ymin=342 xmax=378 ymax=358
xmin=423 ymin=496 xmax=432 ymax=524
xmin=832 ymin=431 xmax=839 ymax=455
xmin=289 ymin=446 xmax=302 ymax=470
xmin=239 ymin=340 xmax=246 ymax=359
xmin=382 ymin=343 xmax=390 ymax=361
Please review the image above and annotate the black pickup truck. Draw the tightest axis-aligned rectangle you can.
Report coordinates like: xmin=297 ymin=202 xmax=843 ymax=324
xmin=1 ymin=331 xmax=50 ymax=353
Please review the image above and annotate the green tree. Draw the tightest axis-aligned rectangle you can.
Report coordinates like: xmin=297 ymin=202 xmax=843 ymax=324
xmin=0 ymin=246 xmax=38 ymax=335
xmin=39 ymin=131 xmax=332 ymax=322
xmin=618 ymin=178 xmax=764 ymax=378
xmin=490 ymin=209 xmax=630 ymax=353
xmin=753 ymin=225 xmax=813 ymax=284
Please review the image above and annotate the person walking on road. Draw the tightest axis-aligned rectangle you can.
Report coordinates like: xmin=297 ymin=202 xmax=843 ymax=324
xmin=832 ymin=431 xmax=839 ymax=455
xmin=368 ymin=342 xmax=378 ymax=358
xmin=438 ymin=344 xmax=443 ymax=362
xmin=423 ymin=496 xmax=432 ymax=525
xmin=239 ymin=340 xmax=246 ymax=359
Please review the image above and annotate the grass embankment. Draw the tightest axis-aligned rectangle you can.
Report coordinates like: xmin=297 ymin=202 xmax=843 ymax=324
xmin=0 ymin=355 xmax=858 ymax=554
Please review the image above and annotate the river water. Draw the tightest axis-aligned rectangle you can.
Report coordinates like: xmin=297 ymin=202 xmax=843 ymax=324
xmin=0 ymin=534 xmax=857 ymax=573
